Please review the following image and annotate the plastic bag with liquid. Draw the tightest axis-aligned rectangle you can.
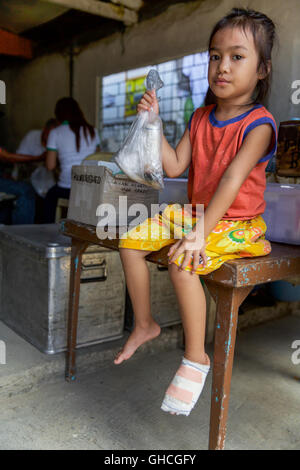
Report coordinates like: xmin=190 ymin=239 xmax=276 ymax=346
xmin=114 ymin=69 xmax=164 ymax=189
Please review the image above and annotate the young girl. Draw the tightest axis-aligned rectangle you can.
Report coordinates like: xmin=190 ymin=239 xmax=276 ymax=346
xmin=114 ymin=7 xmax=278 ymax=416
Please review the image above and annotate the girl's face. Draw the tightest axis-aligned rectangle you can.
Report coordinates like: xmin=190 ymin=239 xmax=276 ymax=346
xmin=208 ymin=26 xmax=266 ymax=103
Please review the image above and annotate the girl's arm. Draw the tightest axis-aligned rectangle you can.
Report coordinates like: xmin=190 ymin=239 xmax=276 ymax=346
xmin=198 ymin=123 xmax=273 ymax=240
xmin=161 ymin=129 xmax=192 ymax=178
xmin=0 ymin=148 xmax=46 ymax=163
xmin=137 ymin=90 xmax=192 ymax=178
xmin=45 ymin=150 xmax=58 ymax=171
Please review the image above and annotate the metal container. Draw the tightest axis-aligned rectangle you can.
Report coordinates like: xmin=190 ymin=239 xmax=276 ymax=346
xmin=263 ymin=183 xmax=300 ymax=245
xmin=158 ymin=178 xmax=189 ymax=206
xmin=0 ymin=224 xmax=125 ymax=354
xmin=125 ymin=263 xmax=182 ymax=330
xmin=149 ymin=263 xmax=182 ymax=327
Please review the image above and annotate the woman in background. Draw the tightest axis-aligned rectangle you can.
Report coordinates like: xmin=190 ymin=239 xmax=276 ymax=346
xmin=44 ymin=97 xmax=100 ymax=223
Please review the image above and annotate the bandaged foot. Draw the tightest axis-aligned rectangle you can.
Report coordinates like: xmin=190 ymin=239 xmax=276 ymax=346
xmin=161 ymin=356 xmax=210 ymax=416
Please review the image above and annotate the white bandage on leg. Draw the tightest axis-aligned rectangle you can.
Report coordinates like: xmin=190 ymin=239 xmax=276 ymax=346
xmin=161 ymin=356 xmax=210 ymax=416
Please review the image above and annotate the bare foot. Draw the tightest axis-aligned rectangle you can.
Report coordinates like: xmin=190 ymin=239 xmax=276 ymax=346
xmin=114 ymin=321 xmax=161 ymax=365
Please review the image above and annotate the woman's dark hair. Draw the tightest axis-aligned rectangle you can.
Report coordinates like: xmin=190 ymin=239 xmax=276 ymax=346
xmin=205 ymin=7 xmax=277 ymax=107
xmin=55 ymin=97 xmax=95 ymax=152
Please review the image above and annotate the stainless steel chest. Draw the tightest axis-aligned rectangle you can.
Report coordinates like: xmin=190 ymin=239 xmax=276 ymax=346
xmin=0 ymin=224 xmax=125 ymax=354
xmin=125 ymin=262 xmax=182 ymax=331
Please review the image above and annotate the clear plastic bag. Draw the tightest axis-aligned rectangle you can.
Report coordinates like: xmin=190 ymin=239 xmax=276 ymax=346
xmin=30 ymin=166 xmax=56 ymax=198
xmin=114 ymin=69 xmax=165 ymax=190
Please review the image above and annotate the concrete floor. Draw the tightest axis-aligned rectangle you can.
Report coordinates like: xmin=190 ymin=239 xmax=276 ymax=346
xmin=0 ymin=314 xmax=300 ymax=450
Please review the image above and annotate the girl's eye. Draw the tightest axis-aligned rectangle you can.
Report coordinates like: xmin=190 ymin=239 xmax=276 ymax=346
xmin=209 ymin=54 xmax=243 ymax=61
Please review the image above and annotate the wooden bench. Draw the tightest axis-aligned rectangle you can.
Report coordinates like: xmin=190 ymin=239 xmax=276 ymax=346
xmin=61 ymin=218 xmax=300 ymax=450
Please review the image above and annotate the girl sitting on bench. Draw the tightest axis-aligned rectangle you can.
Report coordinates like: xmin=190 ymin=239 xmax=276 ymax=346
xmin=115 ymin=7 xmax=278 ymax=416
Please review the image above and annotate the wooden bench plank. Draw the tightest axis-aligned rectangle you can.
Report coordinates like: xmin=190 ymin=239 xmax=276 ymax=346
xmin=61 ymin=219 xmax=300 ymax=287
xmin=205 ymin=243 xmax=300 ymax=287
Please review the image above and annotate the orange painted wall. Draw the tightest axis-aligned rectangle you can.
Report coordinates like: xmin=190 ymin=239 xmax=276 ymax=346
xmin=0 ymin=29 xmax=33 ymax=58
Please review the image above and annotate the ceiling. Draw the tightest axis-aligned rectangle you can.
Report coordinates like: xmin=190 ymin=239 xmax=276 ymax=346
xmin=0 ymin=0 xmax=189 ymax=59
xmin=0 ymin=0 xmax=68 ymax=34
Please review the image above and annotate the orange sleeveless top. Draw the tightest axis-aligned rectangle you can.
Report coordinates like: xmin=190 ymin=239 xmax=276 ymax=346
xmin=188 ymin=104 xmax=277 ymax=220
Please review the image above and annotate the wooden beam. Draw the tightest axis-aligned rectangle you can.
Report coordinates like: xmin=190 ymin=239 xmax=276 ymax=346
xmin=41 ymin=0 xmax=138 ymax=25
xmin=110 ymin=0 xmax=143 ymax=11
xmin=0 ymin=29 xmax=33 ymax=59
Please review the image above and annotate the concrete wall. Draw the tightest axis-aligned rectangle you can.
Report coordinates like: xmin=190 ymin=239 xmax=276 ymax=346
xmin=1 ymin=0 xmax=300 ymax=150
xmin=0 ymin=53 xmax=68 ymax=149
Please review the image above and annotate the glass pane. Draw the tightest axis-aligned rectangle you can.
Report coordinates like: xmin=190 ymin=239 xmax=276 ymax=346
xmin=98 ymin=51 xmax=209 ymax=177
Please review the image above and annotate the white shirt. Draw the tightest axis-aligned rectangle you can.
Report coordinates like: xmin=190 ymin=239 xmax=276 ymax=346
xmin=16 ymin=129 xmax=45 ymax=156
xmin=47 ymin=123 xmax=100 ymax=188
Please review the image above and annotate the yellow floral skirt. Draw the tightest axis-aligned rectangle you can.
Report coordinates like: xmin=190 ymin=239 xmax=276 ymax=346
xmin=118 ymin=203 xmax=272 ymax=275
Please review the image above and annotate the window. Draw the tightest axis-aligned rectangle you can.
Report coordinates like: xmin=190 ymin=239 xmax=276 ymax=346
xmin=99 ymin=51 xmax=209 ymax=157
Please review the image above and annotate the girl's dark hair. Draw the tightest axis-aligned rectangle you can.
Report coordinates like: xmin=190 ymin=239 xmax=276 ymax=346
xmin=205 ymin=7 xmax=277 ymax=107
xmin=55 ymin=97 xmax=95 ymax=152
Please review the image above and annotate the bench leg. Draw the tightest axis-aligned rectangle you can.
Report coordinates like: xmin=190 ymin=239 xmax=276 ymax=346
xmin=203 ymin=282 xmax=252 ymax=450
xmin=65 ymin=238 xmax=88 ymax=382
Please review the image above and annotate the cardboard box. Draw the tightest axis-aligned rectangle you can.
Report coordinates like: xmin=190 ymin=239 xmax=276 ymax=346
xmin=67 ymin=165 xmax=159 ymax=227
